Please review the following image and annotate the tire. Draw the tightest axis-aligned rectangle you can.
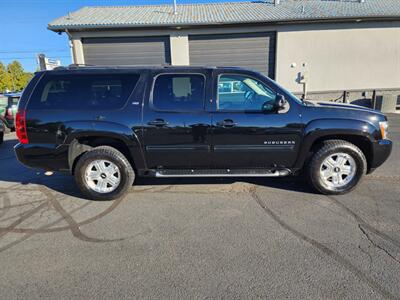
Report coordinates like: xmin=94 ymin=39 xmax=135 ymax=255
xmin=74 ymin=146 xmax=135 ymax=200
xmin=307 ymin=140 xmax=367 ymax=195
xmin=0 ymin=132 xmax=3 ymax=144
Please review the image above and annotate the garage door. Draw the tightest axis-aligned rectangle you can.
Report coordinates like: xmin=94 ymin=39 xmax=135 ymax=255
xmin=82 ymin=36 xmax=171 ymax=66
xmin=189 ymin=32 xmax=276 ymax=78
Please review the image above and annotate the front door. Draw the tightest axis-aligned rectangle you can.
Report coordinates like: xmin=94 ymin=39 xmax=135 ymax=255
xmin=211 ymin=71 xmax=303 ymax=169
xmin=142 ymin=71 xmax=212 ymax=169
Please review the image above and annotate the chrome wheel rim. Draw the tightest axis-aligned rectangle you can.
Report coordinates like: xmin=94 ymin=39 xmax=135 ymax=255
xmin=320 ymin=153 xmax=356 ymax=189
xmin=84 ymin=160 xmax=121 ymax=194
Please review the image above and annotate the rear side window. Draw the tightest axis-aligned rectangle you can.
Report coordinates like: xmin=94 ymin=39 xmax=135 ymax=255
xmin=152 ymin=74 xmax=205 ymax=111
xmin=28 ymin=73 xmax=139 ymax=110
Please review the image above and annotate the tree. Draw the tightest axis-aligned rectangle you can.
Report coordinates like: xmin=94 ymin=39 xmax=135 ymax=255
xmin=7 ymin=60 xmax=32 ymax=91
xmin=0 ymin=60 xmax=33 ymax=93
xmin=0 ymin=62 xmax=9 ymax=92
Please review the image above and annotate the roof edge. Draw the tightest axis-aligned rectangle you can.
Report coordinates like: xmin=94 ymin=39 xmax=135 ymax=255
xmin=48 ymin=15 xmax=400 ymax=32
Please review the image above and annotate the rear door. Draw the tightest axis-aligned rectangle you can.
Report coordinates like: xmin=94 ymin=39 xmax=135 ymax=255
xmin=142 ymin=70 xmax=212 ymax=169
xmin=211 ymin=70 xmax=303 ymax=169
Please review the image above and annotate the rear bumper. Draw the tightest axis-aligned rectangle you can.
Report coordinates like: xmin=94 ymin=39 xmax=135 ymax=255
xmin=14 ymin=143 xmax=69 ymax=172
xmin=368 ymin=139 xmax=392 ymax=173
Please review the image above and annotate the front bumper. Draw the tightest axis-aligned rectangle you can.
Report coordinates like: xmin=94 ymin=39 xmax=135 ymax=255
xmin=368 ymin=139 xmax=392 ymax=173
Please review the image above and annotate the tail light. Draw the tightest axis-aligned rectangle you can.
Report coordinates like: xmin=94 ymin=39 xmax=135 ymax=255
xmin=16 ymin=110 xmax=29 ymax=144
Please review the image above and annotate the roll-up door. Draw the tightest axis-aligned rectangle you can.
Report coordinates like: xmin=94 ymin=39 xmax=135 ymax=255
xmin=189 ymin=32 xmax=276 ymax=78
xmin=82 ymin=36 xmax=171 ymax=66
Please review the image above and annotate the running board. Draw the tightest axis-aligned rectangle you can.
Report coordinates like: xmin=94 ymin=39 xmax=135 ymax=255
xmin=154 ymin=169 xmax=291 ymax=178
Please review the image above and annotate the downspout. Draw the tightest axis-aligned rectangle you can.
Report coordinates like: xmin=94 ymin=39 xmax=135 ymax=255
xmin=65 ymin=29 xmax=76 ymax=65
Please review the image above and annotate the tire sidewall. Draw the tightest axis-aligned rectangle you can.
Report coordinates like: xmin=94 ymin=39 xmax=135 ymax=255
xmin=310 ymin=144 xmax=366 ymax=194
xmin=75 ymin=150 xmax=134 ymax=200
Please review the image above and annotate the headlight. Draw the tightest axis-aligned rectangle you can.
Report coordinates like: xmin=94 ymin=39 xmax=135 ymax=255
xmin=379 ymin=121 xmax=389 ymax=139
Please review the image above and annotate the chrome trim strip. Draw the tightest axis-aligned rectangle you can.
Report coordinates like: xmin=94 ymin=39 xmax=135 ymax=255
xmin=155 ymin=171 xmax=289 ymax=178
xmin=213 ymin=145 xmax=295 ymax=151
xmin=146 ymin=145 xmax=210 ymax=151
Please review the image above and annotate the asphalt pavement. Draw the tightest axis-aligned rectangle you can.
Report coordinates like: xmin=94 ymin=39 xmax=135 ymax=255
xmin=0 ymin=114 xmax=399 ymax=299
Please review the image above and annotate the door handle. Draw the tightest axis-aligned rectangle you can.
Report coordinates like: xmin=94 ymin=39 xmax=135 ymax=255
xmin=148 ymin=119 xmax=168 ymax=127
xmin=217 ymin=119 xmax=237 ymax=127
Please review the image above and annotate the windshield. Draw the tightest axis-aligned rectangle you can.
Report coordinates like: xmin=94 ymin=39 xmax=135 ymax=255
xmin=270 ymin=79 xmax=304 ymax=105
xmin=242 ymin=78 xmax=269 ymax=97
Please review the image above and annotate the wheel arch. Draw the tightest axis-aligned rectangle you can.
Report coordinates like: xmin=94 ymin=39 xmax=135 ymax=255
xmin=67 ymin=126 xmax=146 ymax=174
xmin=294 ymin=119 xmax=378 ymax=171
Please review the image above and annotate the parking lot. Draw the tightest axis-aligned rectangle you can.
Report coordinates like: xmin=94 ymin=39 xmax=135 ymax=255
xmin=0 ymin=114 xmax=398 ymax=299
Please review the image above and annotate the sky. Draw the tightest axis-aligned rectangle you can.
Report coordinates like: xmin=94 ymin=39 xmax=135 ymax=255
xmin=0 ymin=0 xmax=246 ymax=72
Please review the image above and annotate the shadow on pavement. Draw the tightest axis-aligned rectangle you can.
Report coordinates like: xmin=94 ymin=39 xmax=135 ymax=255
xmin=0 ymin=137 xmax=316 ymax=199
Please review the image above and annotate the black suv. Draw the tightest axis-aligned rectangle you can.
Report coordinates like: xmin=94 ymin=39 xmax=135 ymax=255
xmin=15 ymin=66 xmax=392 ymax=200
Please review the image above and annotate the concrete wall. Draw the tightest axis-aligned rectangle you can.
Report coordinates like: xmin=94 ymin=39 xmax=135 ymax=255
xmin=70 ymin=38 xmax=85 ymax=64
xmin=67 ymin=20 xmax=400 ymax=95
xmin=169 ymin=34 xmax=189 ymax=66
xmin=276 ymin=21 xmax=400 ymax=93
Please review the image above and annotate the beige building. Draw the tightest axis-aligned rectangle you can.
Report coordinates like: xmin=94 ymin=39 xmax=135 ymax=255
xmin=48 ymin=0 xmax=400 ymax=103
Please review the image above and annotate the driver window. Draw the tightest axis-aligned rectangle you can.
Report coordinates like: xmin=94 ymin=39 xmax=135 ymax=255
xmin=217 ymin=74 xmax=277 ymax=112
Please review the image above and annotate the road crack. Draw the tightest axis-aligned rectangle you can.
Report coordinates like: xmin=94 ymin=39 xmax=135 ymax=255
xmin=250 ymin=188 xmax=398 ymax=300
xmin=358 ymin=224 xmax=400 ymax=265
xmin=327 ymin=196 xmax=400 ymax=250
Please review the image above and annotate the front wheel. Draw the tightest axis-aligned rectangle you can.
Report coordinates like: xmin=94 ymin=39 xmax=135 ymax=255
xmin=74 ymin=146 xmax=135 ymax=200
xmin=307 ymin=140 xmax=367 ymax=195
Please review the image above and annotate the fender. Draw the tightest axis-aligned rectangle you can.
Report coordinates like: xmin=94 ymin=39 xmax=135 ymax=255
xmin=59 ymin=120 xmax=147 ymax=171
xmin=293 ymin=118 xmax=380 ymax=169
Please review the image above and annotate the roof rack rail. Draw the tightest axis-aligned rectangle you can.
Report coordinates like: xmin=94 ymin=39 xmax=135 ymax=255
xmin=52 ymin=64 xmax=95 ymax=70
xmin=68 ymin=63 xmax=95 ymax=68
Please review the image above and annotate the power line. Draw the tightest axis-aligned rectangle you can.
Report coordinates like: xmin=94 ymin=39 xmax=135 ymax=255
xmin=0 ymin=56 xmax=71 ymax=60
xmin=0 ymin=50 xmax=69 ymax=54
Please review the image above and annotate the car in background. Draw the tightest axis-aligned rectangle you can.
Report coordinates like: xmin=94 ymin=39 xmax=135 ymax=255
xmin=0 ymin=120 xmax=4 ymax=144
xmin=0 ymin=94 xmax=7 ymax=111
xmin=0 ymin=92 xmax=21 ymax=131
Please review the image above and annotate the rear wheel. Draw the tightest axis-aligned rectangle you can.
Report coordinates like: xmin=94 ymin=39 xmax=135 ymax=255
xmin=74 ymin=146 xmax=135 ymax=200
xmin=307 ymin=140 xmax=367 ymax=195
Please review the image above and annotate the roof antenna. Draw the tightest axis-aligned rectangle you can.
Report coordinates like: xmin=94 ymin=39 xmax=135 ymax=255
xmin=173 ymin=0 xmax=177 ymax=15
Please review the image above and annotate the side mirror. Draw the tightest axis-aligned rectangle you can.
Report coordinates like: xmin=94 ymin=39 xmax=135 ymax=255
xmin=275 ymin=94 xmax=288 ymax=111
